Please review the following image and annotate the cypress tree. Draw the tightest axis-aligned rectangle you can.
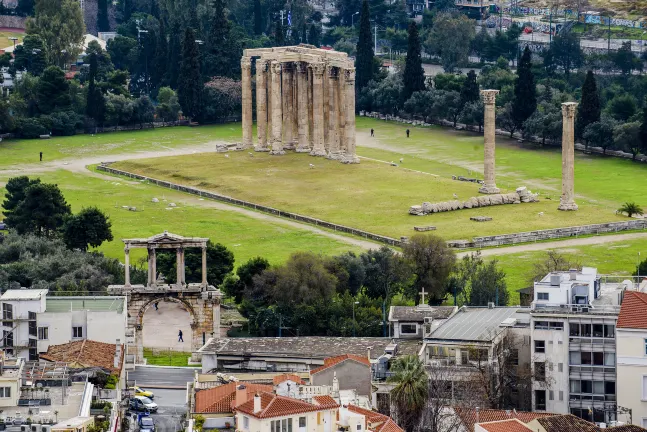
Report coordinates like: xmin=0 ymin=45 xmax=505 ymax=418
xmin=122 ymin=0 xmax=133 ymax=23
xmin=178 ymin=28 xmax=203 ymax=120
xmin=153 ymin=20 xmax=168 ymax=89
xmin=167 ymin=20 xmax=182 ymax=88
xmin=640 ymin=101 xmax=647 ymax=155
xmin=254 ymin=0 xmax=262 ymax=35
xmin=512 ymin=46 xmax=537 ymax=130
xmin=355 ymin=0 xmax=373 ymax=91
xmin=402 ymin=21 xmax=425 ymax=101
xmin=205 ymin=0 xmax=233 ymax=78
xmin=274 ymin=22 xmax=284 ymax=46
xmin=575 ymin=70 xmax=601 ymax=141
xmin=97 ymin=0 xmax=109 ymax=32
xmin=85 ymin=53 xmax=97 ymax=120
xmin=460 ymin=69 xmax=479 ymax=105
xmin=308 ymin=23 xmax=320 ymax=48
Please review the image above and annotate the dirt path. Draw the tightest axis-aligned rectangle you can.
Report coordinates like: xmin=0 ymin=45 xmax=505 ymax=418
xmin=459 ymin=232 xmax=647 ymax=257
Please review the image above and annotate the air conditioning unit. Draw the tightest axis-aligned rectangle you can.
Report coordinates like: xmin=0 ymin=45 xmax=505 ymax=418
xmin=41 ymin=425 xmax=51 ymax=432
xmin=31 ymin=424 xmax=41 ymax=432
xmin=581 ymin=307 xmax=590 ymax=313
xmin=571 ymin=306 xmax=579 ymax=312
xmin=20 ymin=426 xmax=29 ymax=432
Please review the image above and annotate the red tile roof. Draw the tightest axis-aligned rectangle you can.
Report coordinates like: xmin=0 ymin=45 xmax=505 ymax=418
xmin=312 ymin=395 xmax=338 ymax=408
xmin=195 ymin=383 xmax=273 ymax=413
xmin=454 ymin=408 xmax=555 ymax=432
xmin=347 ymin=404 xmax=404 ymax=432
xmin=478 ymin=419 xmax=532 ymax=432
xmin=236 ymin=392 xmax=338 ymax=419
xmin=40 ymin=340 xmax=123 ymax=375
xmin=618 ymin=291 xmax=647 ymax=329
xmin=273 ymin=374 xmax=305 ymax=385
xmin=534 ymin=414 xmax=601 ymax=432
xmin=310 ymin=354 xmax=370 ymax=375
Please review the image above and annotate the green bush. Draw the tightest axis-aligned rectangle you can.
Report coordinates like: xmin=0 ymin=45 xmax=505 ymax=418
xmin=104 ymin=375 xmax=118 ymax=390
xmin=14 ymin=117 xmax=49 ymax=138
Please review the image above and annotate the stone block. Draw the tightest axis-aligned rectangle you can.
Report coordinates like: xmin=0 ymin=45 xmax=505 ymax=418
xmin=471 ymin=216 xmax=493 ymax=222
xmin=414 ymin=226 xmax=437 ymax=232
xmin=409 ymin=205 xmax=424 ymax=215
xmin=490 ymin=194 xmax=503 ymax=205
xmin=422 ymin=202 xmax=433 ymax=214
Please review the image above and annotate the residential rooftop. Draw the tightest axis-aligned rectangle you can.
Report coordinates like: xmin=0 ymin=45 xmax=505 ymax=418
xmin=311 ymin=354 xmax=370 ymax=375
xmin=454 ymin=407 xmax=554 ymax=432
xmin=195 ymin=382 xmax=273 ymax=413
xmin=477 ymin=419 xmax=532 ymax=432
xmin=44 ymin=297 xmax=125 ymax=313
xmin=40 ymin=340 xmax=123 ymax=375
xmin=0 ymin=289 xmax=48 ymax=301
xmin=425 ymin=307 xmax=527 ymax=343
xmin=389 ymin=305 xmax=457 ymax=322
xmin=617 ymin=291 xmax=647 ymax=329
xmin=235 ymin=391 xmax=338 ymax=419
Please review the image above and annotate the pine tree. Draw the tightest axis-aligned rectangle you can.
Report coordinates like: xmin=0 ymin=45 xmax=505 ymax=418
xmin=254 ymin=0 xmax=262 ymax=35
xmin=512 ymin=46 xmax=537 ymax=130
xmin=97 ymin=0 xmax=109 ymax=32
xmin=403 ymin=21 xmax=425 ymax=101
xmin=153 ymin=20 xmax=169 ymax=89
xmin=575 ymin=70 xmax=601 ymax=141
xmin=167 ymin=19 xmax=182 ymax=88
xmin=308 ymin=23 xmax=320 ymax=47
xmin=178 ymin=28 xmax=203 ymax=120
xmin=460 ymin=69 xmax=479 ymax=105
xmin=355 ymin=0 xmax=373 ymax=91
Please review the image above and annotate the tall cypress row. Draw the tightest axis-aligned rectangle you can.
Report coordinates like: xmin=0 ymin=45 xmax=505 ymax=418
xmin=97 ymin=0 xmax=109 ymax=32
xmin=167 ymin=19 xmax=182 ymax=88
xmin=512 ymin=46 xmax=537 ymax=130
xmin=254 ymin=0 xmax=262 ymax=35
xmin=355 ymin=0 xmax=373 ymax=91
xmin=402 ymin=21 xmax=425 ymax=101
xmin=575 ymin=70 xmax=601 ymax=140
xmin=178 ymin=28 xmax=203 ymax=120
xmin=153 ymin=20 xmax=168 ymax=89
xmin=85 ymin=53 xmax=97 ymax=119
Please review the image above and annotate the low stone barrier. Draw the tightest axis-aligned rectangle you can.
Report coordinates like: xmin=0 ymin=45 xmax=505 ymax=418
xmin=409 ymin=187 xmax=538 ymax=215
xmin=414 ymin=226 xmax=436 ymax=232
xmin=96 ymin=163 xmax=402 ymax=247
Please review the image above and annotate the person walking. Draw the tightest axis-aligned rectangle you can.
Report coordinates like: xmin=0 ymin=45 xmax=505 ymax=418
xmin=370 ymin=128 xmax=374 ymax=137
xmin=39 ymin=152 xmax=43 ymax=162
xmin=406 ymin=129 xmax=410 ymax=138
xmin=178 ymin=330 xmax=184 ymax=342
xmin=154 ymin=302 xmax=159 ymax=311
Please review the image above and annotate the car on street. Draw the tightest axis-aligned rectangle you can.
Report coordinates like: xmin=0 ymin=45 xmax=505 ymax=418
xmin=130 ymin=396 xmax=158 ymax=413
xmin=130 ymin=386 xmax=155 ymax=399
xmin=138 ymin=414 xmax=155 ymax=432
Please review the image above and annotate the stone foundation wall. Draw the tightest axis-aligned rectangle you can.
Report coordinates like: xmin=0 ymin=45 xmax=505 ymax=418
xmin=409 ymin=187 xmax=538 ymax=215
xmin=0 ymin=15 xmax=26 ymax=29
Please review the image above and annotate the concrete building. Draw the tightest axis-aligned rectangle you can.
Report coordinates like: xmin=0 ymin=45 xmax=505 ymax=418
xmin=310 ymin=355 xmax=371 ymax=398
xmin=388 ymin=305 xmax=457 ymax=339
xmin=616 ymin=290 xmax=647 ymax=427
xmin=530 ymin=268 xmax=623 ymax=424
xmin=338 ymin=405 xmax=403 ymax=432
xmin=0 ymin=289 xmax=48 ymax=360
xmin=0 ymin=356 xmax=24 ymax=408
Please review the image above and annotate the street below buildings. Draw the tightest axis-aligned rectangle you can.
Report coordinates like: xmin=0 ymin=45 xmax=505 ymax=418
xmin=126 ymin=388 xmax=188 ymax=432
xmin=128 ymin=365 xmax=197 ymax=388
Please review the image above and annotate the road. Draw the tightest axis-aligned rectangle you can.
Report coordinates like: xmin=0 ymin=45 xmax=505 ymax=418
xmin=127 ymin=389 xmax=186 ymax=432
xmin=128 ymin=365 xmax=197 ymax=388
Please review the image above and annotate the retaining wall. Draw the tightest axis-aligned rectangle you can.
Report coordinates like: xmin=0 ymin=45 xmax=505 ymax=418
xmin=96 ymin=164 xmax=402 ymax=247
xmin=0 ymin=16 xmax=26 ymax=29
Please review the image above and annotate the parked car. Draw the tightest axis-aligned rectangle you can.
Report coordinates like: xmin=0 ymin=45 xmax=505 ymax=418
xmin=130 ymin=386 xmax=155 ymax=399
xmin=138 ymin=414 xmax=155 ymax=432
xmin=129 ymin=396 xmax=158 ymax=413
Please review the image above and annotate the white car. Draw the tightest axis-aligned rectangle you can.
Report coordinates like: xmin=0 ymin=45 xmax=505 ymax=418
xmin=130 ymin=396 xmax=158 ymax=413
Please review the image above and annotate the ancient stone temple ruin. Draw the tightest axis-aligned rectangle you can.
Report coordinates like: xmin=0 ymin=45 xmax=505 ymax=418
xmin=558 ymin=102 xmax=578 ymax=211
xmin=108 ymin=231 xmax=222 ymax=363
xmin=240 ymin=44 xmax=359 ymax=163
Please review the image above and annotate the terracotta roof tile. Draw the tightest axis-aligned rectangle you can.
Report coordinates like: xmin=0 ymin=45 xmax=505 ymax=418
xmin=236 ymin=392 xmax=337 ymax=419
xmin=39 ymin=340 xmax=123 ymax=375
xmin=454 ymin=407 xmax=554 ymax=432
xmin=618 ymin=291 xmax=647 ymax=329
xmin=347 ymin=404 xmax=404 ymax=432
xmin=608 ymin=426 xmax=647 ymax=432
xmin=195 ymin=383 xmax=273 ymax=413
xmin=273 ymin=374 xmax=305 ymax=385
xmin=311 ymin=354 xmax=370 ymax=375
xmin=312 ymin=395 xmax=338 ymax=408
xmin=478 ymin=419 xmax=532 ymax=432
xmin=535 ymin=414 xmax=602 ymax=432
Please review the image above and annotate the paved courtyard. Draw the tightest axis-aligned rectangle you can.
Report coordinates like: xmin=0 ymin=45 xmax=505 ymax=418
xmin=142 ymin=301 xmax=192 ymax=351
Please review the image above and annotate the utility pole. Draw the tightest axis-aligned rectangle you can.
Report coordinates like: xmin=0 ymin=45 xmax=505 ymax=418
xmin=374 ymin=24 xmax=377 ymax=55
xmin=280 ymin=10 xmax=285 ymax=26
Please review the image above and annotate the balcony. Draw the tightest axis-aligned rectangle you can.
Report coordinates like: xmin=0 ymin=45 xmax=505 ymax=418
xmin=0 ymin=315 xmax=37 ymax=322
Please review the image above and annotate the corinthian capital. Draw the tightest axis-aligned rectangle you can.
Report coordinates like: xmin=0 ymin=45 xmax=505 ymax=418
xmin=311 ymin=62 xmax=326 ymax=76
xmin=270 ymin=61 xmax=282 ymax=75
xmin=480 ymin=89 xmax=499 ymax=105
xmin=561 ymin=102 xmax=578 ymax=119
xmin=241 ymin=57 xmax=252 ymax=71
xmin=344 ymin=67 xmax=356 ymax=83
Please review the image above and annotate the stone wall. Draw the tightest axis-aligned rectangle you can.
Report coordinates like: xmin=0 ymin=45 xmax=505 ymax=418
xmin=409 ymin=187 xmax=538 ymax=215
xmin=0 ymin=15 xmax=26 ymax=29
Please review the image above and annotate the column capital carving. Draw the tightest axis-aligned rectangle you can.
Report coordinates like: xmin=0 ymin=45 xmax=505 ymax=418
xmin=241 ymin=57 xmax=252 ymax=71
xmin=327 ymin=65 xmax=337 ymax=78
xmin=311 ymin=62 xmax=326 ymax=76
xmin=256 ymin=58 xmax=269 ymax=72
xmin=561 ymin=102 xmax=578 ymax=118
xmin=270 ymin=61 xmax=282 ymax=75
xmin=297 ymin=61 xmax=308 ymax=74
xmin=343 ymin=68 xmax=356 ymax=83
xmin=480 ymin=89 xmax=499 ymax=105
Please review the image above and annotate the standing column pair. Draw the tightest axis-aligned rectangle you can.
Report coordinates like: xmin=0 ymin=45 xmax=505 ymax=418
xmin=240 ymin=57 xmax=253 ymax=150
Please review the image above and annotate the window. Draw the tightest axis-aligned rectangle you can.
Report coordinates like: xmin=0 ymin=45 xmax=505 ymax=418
xmin=559 ymin=391 xmax=564 ymax=401
xmin=581 ymin=351 xmax=592 ymax=365
xmin=29 ymin=348 xmax=37 ymax=361
xmin=558 ymin=363 xmax=563 ymax=372
xmin=299 ymin=417 xmax=306 ymax=428
xmin=535 ymin=390 xmax=546 ymax=410
xmin=356 ymin=426 xmax=362 ymax=431
xmin=581 ymin=324 xmax=592 ymax=337
xmin=38 ymin=327 xmax=48 ymax=340
xmin=642 ymin=419 xmax=647 ymax=428
xmin=3 ymin=330 xmax=13 ymax=348
xmin=400 ymin=324 xmax=417 ymax=334
xmin=570 ymin=323 xmax=580 ymax=336
xmin=2 ymin=304 xmax=12 ymax=320
xmin=549 ymin=390 xmax=554 ymax=400
xmin=534 ymin=362 xmax=546 ymax=381
xmin=581 ymin=380 xmax=592 ymax=394
xmin=72 ymin=326 xmax=83 ymax=338
xmin=642 ymin=376 xmax=647 ymax=400
xmin=509 ymin=349 xmax=519 ymax=366
xmin=593 ymin=352 xmax=604 ymax=366
xmin=0 ymin=387 xmax=11 ymax=398
xmin=645 ymin=339 xmax=647 ymax=356
xmin=534 ymin=321 xmax=549 ymax=330
xmin=537 ymin=293 xmax=549 ymax=300
xmin=604 ymin=325 xmax=615 ymax=338
xmin=28 ymin=313 xmax=36 ymax=337
xmin=243 ymin=417 xmax=249 ymax=430
xmin=592 ymin=324 xmax=604 ymax=338
xmin=549 ymin=322 xmax=564 ymax=330
xmin=605 ymin=381 xmax=616 ymax=395
xmin=534 ymin=340 xmax=545 ymax=353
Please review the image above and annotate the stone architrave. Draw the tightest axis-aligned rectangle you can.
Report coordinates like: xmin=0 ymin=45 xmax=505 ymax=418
xmin=282 ymin=63 xmax=294 ymax=150
xmin=310 ymin=62 xmax=327 ymax=156
xmin=296 ymin=62 xmax=310 ymax=153
xmin=479 ymin=89 xmax=500 ymax=194
xmin=558 ymin=102 xmax=578 ymax=211
xmin=270 ymin=61 xmax=285 ymax=155
xmin=327 ymin=66 xmax=342 ymax=160
xmin=255 ymin=59 xmax=269 ymax=151
xmin=341 ymin=68 xmax=359 ymax=164
xmin=240 ymin=57 xmax=253 ymax=150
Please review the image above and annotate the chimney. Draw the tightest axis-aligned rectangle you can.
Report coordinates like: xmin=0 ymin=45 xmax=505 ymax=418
xmin=114 ymin=339 xmax=122 ymax=368
xmin=570 ymin=269 xmax=577 ymax=280
xmin=235 ymin=384 xmax=247 ymax=408
xmin=332 ymin=371 xmax=339 ymax=398
xmin=253 ymin=392 xmax=262 ymax=414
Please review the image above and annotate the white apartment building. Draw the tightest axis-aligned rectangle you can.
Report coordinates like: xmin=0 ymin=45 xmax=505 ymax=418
xmin=530 ymin=268 xmax=623 ymax=424
xmin=0 ymin=290 xmax=127 ymax=360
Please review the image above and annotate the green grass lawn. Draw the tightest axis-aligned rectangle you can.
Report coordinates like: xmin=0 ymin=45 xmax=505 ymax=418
xmin=143 ymin=348 xmax=193 ymax=367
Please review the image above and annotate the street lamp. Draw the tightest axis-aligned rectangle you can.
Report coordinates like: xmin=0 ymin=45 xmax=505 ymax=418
xmin=8 ymin=37 xmax=17 ymax=49
xmin=351 ymin=11 xmax=359 ymax=27
xmin=352 ymin=301 xmax=359 ymax=337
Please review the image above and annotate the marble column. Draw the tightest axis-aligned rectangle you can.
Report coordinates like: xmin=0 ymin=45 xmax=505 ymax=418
xmin=124 ymin=248 xmax=131 ymax=287
xmin=282 ymin=63 xmax=294 ymax=150
xmin=255 ymin=59 xmax=269 ymax=151
xmin=310 ymin=62 xmax=326 ymax=156
xmin=201 ymin=246 xmax=207 ymax=287
xmin=270 ymin=61 xmax=285 ymax=155
xmin=558 ymin=102 xmax=579 ymax=211
xmin=176 ymin=248 xmax=183 ymax=286
xmin=296 ymin=62 xmax=310 ymax=153
xmin=337 ymin=70 xmax=347 ymax=155
xmin=308 ymin=67 xmax=314 ymax=149
xmin=290 ymin=65 xmax=299 ymax=148
xmin=327 ymin=66 xmax=342 ymax=160
xmin=323 ymin=65 xmax=329 ymax=150
xmin=341 ymin=67 xmax=359 ymax=164
xmin=148 ymin=248 xmax=157 ymax=286
xmin=240 ymin=57 xmax=253 ymax=150
xmin=479 ymin=89 xmax=500 ymax=194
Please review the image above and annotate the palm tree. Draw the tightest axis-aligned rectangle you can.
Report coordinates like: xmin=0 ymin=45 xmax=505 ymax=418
xmin=387 ymin=355 xmax=428 ymax=432
xmin=618 ymin=202 xmax=644 ymax=217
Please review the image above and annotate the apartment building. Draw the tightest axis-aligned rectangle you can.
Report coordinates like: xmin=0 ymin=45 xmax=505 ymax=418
xmin=530 ymin=268 xmax=623 ymax=424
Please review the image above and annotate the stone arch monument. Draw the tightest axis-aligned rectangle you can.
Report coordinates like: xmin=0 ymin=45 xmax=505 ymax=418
xmin=108 ymin=231 xmax=222 ymax=363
